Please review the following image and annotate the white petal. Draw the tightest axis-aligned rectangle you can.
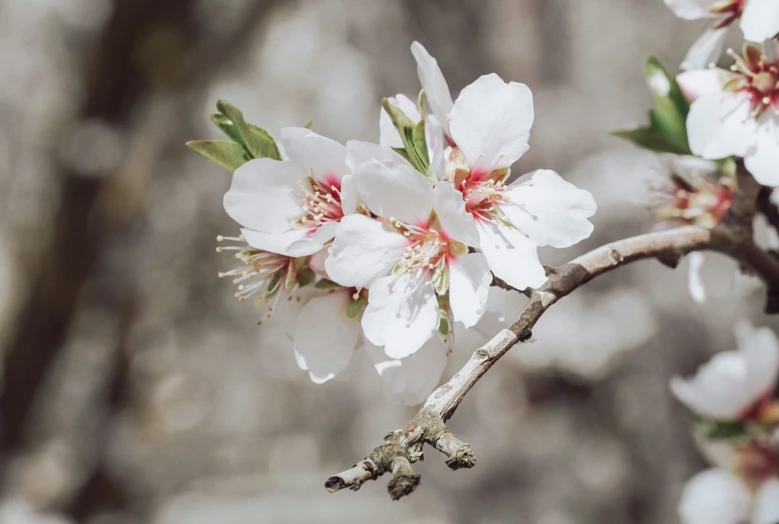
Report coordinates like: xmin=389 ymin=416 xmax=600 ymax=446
xmin=664 ymin=0 xmax=719 ymax=19
xmin=339 ymin=173 xmax=358 ymax=215
xmin=744 ymin=116 xmax=779 ymax=187
xmin=449 ymin=73 xmax=534 ymax=173
xmin=680 ymin=26 xmax=729 ymax=71
xmin=739 ymin=323 xmax=779 ymax=405
xmin=688 ymin=92 xmax=757 ymax=159
xmin=223 ymin=159 xmax=306 ymax=234
xmin=280 ymin=127 xmax=349 ymax=183
xmin=449 ymin=252 xmax=491 ymax=329
xmin=293 ymin=291 xmax=359 ymax=384
xmin=678 ymin=469 xmax=751 ymax=524
xmin=677 ymin=69 xmax=728 ymax=101
xmin=345 ymin=140 xmax=406 ymax=171
xmin=503 ymin=170 xmax=596 ymax=248
xmin=362 ymin=273 xmax=439 ymax=359
xmin=670 ymin=322 xmax=779 ymax=419
xmin=453 ymin=286 xmax=528 ymax=352
xmin=754 ymin=478 xmax=779 ymax=524
xmin=433 ymin=182 xmax=480 ymax=246
xmin=354 ymin=159 xmax=434 ymax=224
xmin=477 ymin=221 xmax=547 ymax=290
xmin=379 ymin=94 xmax=420 ymax=149
xmin=740 ymin=0 xmax=779 ymax=42
xmin=688 ymin=251 xmax=708 ymax=303
xmin=410 ymin=42 xmax=454 ymax=135
xmin=308 ymin=248 xmax=329 ymax=278
xmin=325 ymin=214 xmax=407 ymax=288
xmin=241 ymin=227 xmax=321 ymax=257
xmin=365 ymin=336 xmax=448 ymax=406
xmin=426 ymin=114 xmax=447 ymax=181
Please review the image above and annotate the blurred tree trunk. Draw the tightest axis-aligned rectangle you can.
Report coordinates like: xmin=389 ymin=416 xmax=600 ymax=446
xmin=0 ymin=0 xmax=285 ymax=518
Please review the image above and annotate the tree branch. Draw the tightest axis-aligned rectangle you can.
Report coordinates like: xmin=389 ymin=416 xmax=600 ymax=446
xmin=326 ymin=225 xmax=779 ymax=499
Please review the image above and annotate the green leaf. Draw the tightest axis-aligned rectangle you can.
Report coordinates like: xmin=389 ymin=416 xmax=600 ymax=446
xmin=611 ymin=127 xmax=691 ymax=155
xmin=645 ymin=56 xmax=690 ymax=118
xmin=346 ymin=294 xmax=367 ymax=319
xmin=215 ymin=100 xmax=281 ymax=161
xmin=412 ymin=119 xmax=430 ymax=172
xmin=303 ymin=120 xmax=314 ymax=130
xmin=613 ymin=56 xmax=693 ymax=155
xmin=382 ymin=98 xmax=432 ymax=178
xmin=185 ymin=140 xmax=251 ymax=171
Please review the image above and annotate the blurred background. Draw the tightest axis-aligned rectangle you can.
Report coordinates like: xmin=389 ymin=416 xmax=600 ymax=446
xmin=0 ymin=0 xmax=773 ymax=522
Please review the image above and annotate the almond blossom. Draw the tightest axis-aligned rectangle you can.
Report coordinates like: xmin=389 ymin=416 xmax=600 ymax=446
xmin=678 ymin=44 xmax=779 ymax=186
xmin=325 ymin=158 xmax=491 ymax=359
xmin=665 ymin=0 xmax=779 ymax=69
xmin=670 ymin=322 xmax=779 ymax=421
xmin=411 ymin=42 xmax=597 ymax=290
xmin=646 ymin=156 xmax=736 ymax=303
xmin=223 ymin=127 xmax=354 ymax=257
xmin=215 ymin=235 xmax=307 ymax=322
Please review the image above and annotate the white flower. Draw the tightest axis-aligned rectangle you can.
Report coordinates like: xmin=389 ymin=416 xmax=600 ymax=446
xmin=365 ymin=336 xmax=448 ymax=406
xmin=223 ymin=127 xmax=351 ymax=257
xmin=670 ymin=321 xmax=779 ymax=420
xmin=679 ymin=469 xmax=779 ymax=524
xmin=665 ymin=0 xmax=779 ymax=69
xmin=290 ymin=288 xmax=363 ymax=384
xmin=678 ymin=47 xmax=779 ymax=186
xmin=411 ymin=43 xmax=597 ymax=290
xmin=325 ymin=160 xmax=491 ymax=359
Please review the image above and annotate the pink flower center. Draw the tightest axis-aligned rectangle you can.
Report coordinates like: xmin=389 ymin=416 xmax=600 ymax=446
xmin=459 ymin=174 xmax=509 ymax=225
xmin=650 ymin=175 xmax=733 ymax=228
xmin=726 ymin=45 xmax=779 ymax=116
xmin=392 ymin=219 xmax=452 ymax=276
xmin=298 ymin=174 xmax=343 ymax=234
xmin=215 ymin=235 xmax=299 ymax=322
xmin=734 ymin=441 xmax=778 ymax=490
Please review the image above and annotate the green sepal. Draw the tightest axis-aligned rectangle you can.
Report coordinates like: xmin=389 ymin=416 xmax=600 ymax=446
xmin=612 ymin=56 xmax=692 ymax=155
xmin=303 ymin=120 xmax=314 ymax=130
xmin=346 ymin=293 xmax=367 ymax=319
xmin=296 ymin=267 xmax=316 ymax=288
xmin=214 ymin=100 xmax=281 ymax=161
xmin=185 ymin=139 xmax=252 ymax=172
xmin=266 ymin=270 xmax=283 ymax=298
xmin=433 ymin=264 xmax=449 ymax=295
xmin=693 ymin=416 xmax=747 ymax=441
xmin=314 ymin=279 xmax=342 ymax=290
xmin=438 ymin=312 xmax=450 ymax=336
xmin=284 ymin=259 xmax=298 ymax=290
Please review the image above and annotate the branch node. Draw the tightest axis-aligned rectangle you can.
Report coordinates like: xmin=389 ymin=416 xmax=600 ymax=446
xmin=387 ymin=456 xmax=421 ymax=500
xmin=424 ymin=413 xmax=476 ymax=470
xmin=656 ymin=249 xmax=683 ymax=269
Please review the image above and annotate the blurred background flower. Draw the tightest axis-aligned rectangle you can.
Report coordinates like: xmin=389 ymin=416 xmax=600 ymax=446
xmin=0 ymin=0 xmax=775 ymax=522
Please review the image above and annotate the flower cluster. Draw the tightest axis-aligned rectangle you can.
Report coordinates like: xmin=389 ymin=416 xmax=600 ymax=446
xmin=672 ymin=322 xmax=779 ymax=524
xmin=197 ymin=43 xmax=596 ymax=405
